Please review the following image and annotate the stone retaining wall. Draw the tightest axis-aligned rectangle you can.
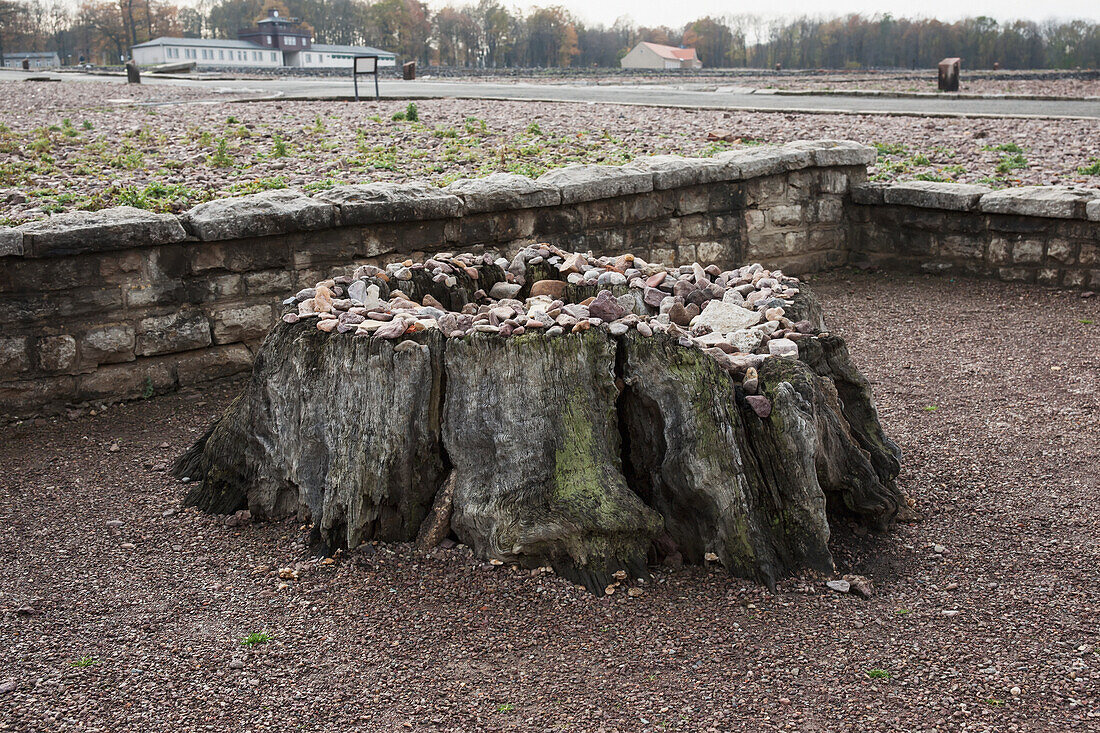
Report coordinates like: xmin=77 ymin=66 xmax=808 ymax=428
xmin=0 ymin=140 xmax=870 ymax=418
xmin=3 ymin=141 xmax=1098 ymax=418
xmin=849 ymin=181 xmax=1100 ymax=288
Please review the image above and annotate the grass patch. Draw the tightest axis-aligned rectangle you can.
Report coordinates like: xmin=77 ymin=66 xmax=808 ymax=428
xmin=71 ymin=657 xmax=97 ymax=668
xmin=240 ymin=632 xmax=270 ymax=646
xmin=983 ymin=142 xmax=1025 ymax=153
xmin=866 ymin=668 xmax=891 ymax=680
xmin=996 ymin=152 xmax=1029 ymax=175
xmin=1078 ymin=158 xmax=1100 ymax=176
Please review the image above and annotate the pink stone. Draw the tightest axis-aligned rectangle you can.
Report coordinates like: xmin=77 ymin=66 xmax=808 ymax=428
xmin=645 ymin=272 xmax=667 ymax=288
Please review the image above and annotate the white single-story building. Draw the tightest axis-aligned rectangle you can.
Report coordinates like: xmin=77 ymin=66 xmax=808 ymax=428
xmin=2 ymin=51 xmax=61 ymax=69
xmin=131 ymin=38 xmax=282 ymax=68
xmin=131 ymin=37 xmax=395 ymax=70
xmin=295 ymin=43 xmax=396 ymax=68
xmin=620 ymin=42 xmax=702 ymax=70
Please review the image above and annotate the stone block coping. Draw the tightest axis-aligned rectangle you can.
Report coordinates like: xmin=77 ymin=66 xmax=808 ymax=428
xmin=2 ymin=140 xmax=885 ymax=258
xmin=853 ymin=181 xmax=1100 ymax=220
xmin=882 ymin=181 xmax=991 ymax=212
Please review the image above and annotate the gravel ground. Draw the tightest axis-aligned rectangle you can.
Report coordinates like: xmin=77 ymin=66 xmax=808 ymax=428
xmin=1 ymin=271 xmax=1098 ymax=731
xmin=2 ymin=80 xmax=1099 ymax=223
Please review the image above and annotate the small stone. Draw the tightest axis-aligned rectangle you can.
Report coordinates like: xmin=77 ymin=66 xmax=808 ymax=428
xmin=228 ymin=660 xmax=245 ymax=670
xmin=636 ymin=322 xmax=653 ymax=337
xmin=668 ymin=302 xmax=692 ymax=327
xmin=692 ymin=300 xmax=761 ymax=333
xmin=842 ymin=574 xmax=874 ymax=599
xmin=942 ymin=609 xmax=960 ymax=617
xmin=934 ymin=544 xmax=946 ymax=554
xmin=946 ymin=581 xmax=959 ymax=591
xmin=488 ymin=558 xmax=504 ymax=566
xmin=489 ymin=281 xmax=522 ymax=300
xmin=609 ymin=322 xmax=629 ymax=336
xmin=105 ymin=519 xmax=124 ymax=528
xmin=0 ymin=681 xmax=16 ymax=695
xmin=589 ymin=290 xmax=627 ymax=322
xmin=768 ymin=338 xmax=799 ymax=359
xmin=742 ymin=367 xmax=759 ymax=394
xmin=627 ymin=587 xmax=643 ymax=597
xmin=745 ymin=395 xmax=772 ymax=419
xmin=278 ymin=567 xmax=299 ymax=580
xmin=645 ymin=272 xmax=666 ymax=288
xmin=1010 ymin=686 xmax=1021 ymax=696
xmin=374 ymin=319 xmax=408 ymax=340
xmin=558 ymin=252 xmax=586 ymax=274
xmin=596 ymin=270 xmax=627 ymax=287
xmin=529 ymin=280 xmax=566 ymax=298
xmin=826 ymin=579 xmax=851 ymax=593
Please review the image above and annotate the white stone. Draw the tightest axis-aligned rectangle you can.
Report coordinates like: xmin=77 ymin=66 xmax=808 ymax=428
xmin=728 ymin=329 xmax=764 ymax=354
xmin=768 ymin=338 xmax=799 ymax=359
xmin=347 ymin=280 xmax=383 ymax=308
xmin=690 ymin=300 xmax=761 ymax=334
xmin=722 ymin=289 xmax=745 ymax=307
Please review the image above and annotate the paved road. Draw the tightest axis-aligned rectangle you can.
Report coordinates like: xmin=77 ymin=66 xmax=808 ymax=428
xmin=6 ymin=69 xmax=1100 ymax=118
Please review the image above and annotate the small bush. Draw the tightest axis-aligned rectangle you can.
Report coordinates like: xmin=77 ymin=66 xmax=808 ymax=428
xmin=207 ymin=138 xmax=233 ymax=168
xmin=271 ymin=133 xmax=288 ymax=158
xmin=404 ymin=103 xmax=419 ymax=122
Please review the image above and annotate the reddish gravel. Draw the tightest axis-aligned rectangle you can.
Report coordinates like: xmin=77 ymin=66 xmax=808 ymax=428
xmin=1 ymin=271 xmax=1098 ymax=731
xmin=2 ymin=81 xmax=1099 ymax=223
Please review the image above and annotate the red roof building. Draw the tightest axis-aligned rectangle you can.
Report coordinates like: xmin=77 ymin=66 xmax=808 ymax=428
xmin=620 ymin=42 xmax=702 ymax=70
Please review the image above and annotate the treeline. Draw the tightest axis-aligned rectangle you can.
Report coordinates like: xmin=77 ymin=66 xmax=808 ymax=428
xmin=2 ymin=0 xmax=1098 ymax=69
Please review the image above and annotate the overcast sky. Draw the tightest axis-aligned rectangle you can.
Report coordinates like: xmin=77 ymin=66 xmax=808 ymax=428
xmin=467 ymin=0 xmax=1100 ymax=29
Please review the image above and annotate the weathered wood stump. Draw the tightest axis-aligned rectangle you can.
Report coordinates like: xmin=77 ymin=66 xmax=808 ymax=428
xmin=175 ymin=246 xmax=909 ymax=593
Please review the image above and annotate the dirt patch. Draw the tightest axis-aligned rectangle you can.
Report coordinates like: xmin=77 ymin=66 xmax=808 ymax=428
xmin=1 ymin=271 xmax=1098 ymax=730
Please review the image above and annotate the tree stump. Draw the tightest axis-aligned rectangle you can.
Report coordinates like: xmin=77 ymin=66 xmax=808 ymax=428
xmin=175 ymin=246 xmax=910 ymax=593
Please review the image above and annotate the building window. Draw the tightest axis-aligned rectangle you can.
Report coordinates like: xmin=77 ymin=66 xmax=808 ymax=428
xmin=219 ymin=50 xmax=224 ymax=60
xmin=266 ymin=35 xmax=272 ymax=44
xmin=287 ymin=37 xmax=295 ymax=46
xmin=270 ymin=52 xmax=276 ymax=61
xmin=305 ymin=53 xmax=311 ymax=62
